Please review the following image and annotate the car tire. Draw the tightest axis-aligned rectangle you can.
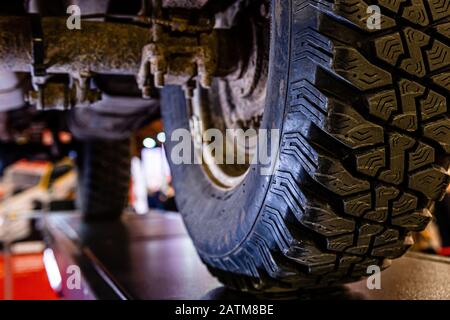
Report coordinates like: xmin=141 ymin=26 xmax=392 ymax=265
xmin=76 ymin=139 xmax=131 ymax=221
xmin=161 ymin=0 xmax=450 ymax=293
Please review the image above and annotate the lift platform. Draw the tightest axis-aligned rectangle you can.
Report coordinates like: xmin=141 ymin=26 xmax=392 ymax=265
xmin=44 ymin=211 xmax=450 ymax=300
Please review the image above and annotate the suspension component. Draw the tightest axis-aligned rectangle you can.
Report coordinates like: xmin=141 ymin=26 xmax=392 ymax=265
xmin=0 ymin=17 xmax=149 ymax=75
xmin=137 ymin=16 xmax=217 ymax=94
xmin=0 ymin=12 xmax=239 ymax=109
xmin=25 ymin=74 xmax=102 ymax=111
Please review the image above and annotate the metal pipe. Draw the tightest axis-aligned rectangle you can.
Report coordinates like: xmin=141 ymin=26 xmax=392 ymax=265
xmin=0 ymin=16 xmax=150 ymax=75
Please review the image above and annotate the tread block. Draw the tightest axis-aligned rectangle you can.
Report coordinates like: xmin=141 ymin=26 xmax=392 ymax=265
xmin=402 ymin=0 xmax=429 ymax=26
xmin=308 ymin=263 xmax=336 ymax=275
xmin=356 ymin=147 xmax=386 ymax=176
xmin=314 ymin=156 xmax=371 ymax=196
xmin=272 ymin=171 xmax=356 ymax=236
xmin=345 ymin=243 xmax=370 ymax=255
xmin=334 ymin=0 xmax=396 ymax=31
xmin=426 ymin=40 xmax=450 ymax=72
xmin=375 ymin=32 xmax=404 ymax=66
xmin=436 ymin=23 xmax=450 ymax=38
xmin=328 ymin=100 xmax=385 ymax=148
xmin=327 ymin=234 xmax=354 ymax=251
xmin=271 ymin=171 xmax=308 ymax=214
xmin=379 ymin=133 xmax=415 ymax=184
xmin=431 ymin=72 xmax=450 ymax=90
xmin=408 ymin=142 xmax=435 ymax=171
xmin=408 ymin=166 xmax=450 ymax=200
xmin=344 ymin=193 xmax=372 ymax=217
xmin=392 ymin=193 xmax=418 ymax=216
xmin=392 ymin=79 xmax=425 ymax=131
xmin=371 ymin=240 xmax=409 ymax=258
xmin=334 ymin=46 xmax=392 ymax=90
xmin=420 ymin=90 xmax=446 ymax=121
xmin=346 ymin=223 xmax=383 ymax=255
xmin=363 ymin=185 xmax=399 ymax=222
xmin=280 ymin=136 xmax=370 ymax=196
xmin=285 ymin=241 xmax=336 ymax=274
xmin=359 ymin=223 xmax=384 ymax=236
xmin=302 ymin=205 xmax=356 ymax=236
xmin=378 ymin=0 xmax=406 ymax=13
xmin=374 ymin=229 xmax=400 ymax=246
xmin=400 ymin=28 xmax=430 ymax=77
xmin=339 ymin=255 xmax=363 ymax=267
xmin=423 ymin=119 xmax=450 ymax=153
xmin=392 ymin=209 xmax=432 ymax=230
xmin=428 ymin=0 xmax=450 ymax=20
xmin=367 ymin=90 xmax=398 ymax=121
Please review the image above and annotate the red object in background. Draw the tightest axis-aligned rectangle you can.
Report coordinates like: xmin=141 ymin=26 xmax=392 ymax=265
xmin=0 ymin=254 xmax=59 ymax=300
xmin=439 ymin=247 xmax=450 ymax=257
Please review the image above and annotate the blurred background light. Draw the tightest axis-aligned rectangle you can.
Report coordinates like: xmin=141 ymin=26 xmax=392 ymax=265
xmin=143 ymin=137 xmax=156 ymax=149
xmin=156 ymin=132 xmax=166 ymax=143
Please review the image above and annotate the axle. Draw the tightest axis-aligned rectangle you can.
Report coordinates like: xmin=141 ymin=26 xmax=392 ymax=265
xmin=0 ymin=15 xmax=241 ymax=109
xmin=0 ymin=16 xmax=149 ymax=75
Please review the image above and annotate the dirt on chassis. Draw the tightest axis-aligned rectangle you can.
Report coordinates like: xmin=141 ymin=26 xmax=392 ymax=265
xmin=0 ymin=0 xmax=448 ymax=294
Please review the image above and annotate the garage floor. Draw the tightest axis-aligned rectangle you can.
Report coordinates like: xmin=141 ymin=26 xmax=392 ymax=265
xmin=45 ymin=211 xmax=450 ymax=300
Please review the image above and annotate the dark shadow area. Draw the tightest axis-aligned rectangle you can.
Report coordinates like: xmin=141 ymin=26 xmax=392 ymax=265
xmin=202 ymin=285 xmax=367 ymax=300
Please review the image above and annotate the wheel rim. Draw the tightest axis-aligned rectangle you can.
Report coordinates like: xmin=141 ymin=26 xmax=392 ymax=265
xmin=191 ymin=2 xmax=271 ymax=189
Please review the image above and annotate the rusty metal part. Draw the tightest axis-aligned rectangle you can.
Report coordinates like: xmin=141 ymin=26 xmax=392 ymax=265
xmin=0 ymin=16 xmax=149 ymax=75
xmin=137 ymin=9 xmax=219 ymax=96
xmin=0 ymin=14 xmax=238 ymax=109
xmin=0 ymin=16 xmax=149 ymax=110
xmin=26 ymin=79 xmax=101 ymax=111
xmin=137 ymin=30 xmax=217 ymax=91
xmin=162 ymin=0 xmax=209 ymax=9
xmin=188 ymin=2 xmax=270 ymax=188
xmin=144 ymin=16 xmax=214 ymax=32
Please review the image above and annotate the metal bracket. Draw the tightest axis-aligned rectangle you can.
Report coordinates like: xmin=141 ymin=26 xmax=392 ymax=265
xmin=137 ymin=5 xmax=217 ymax=98
xmin=26 ymin=74 xmax=101 ymax=111
xmin=0 ymin=13 xmax=228 ymax=108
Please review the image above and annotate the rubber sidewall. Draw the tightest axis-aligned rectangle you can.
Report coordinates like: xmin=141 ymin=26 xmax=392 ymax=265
xmin=161 ymin=0 xmax=291 ymax=258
